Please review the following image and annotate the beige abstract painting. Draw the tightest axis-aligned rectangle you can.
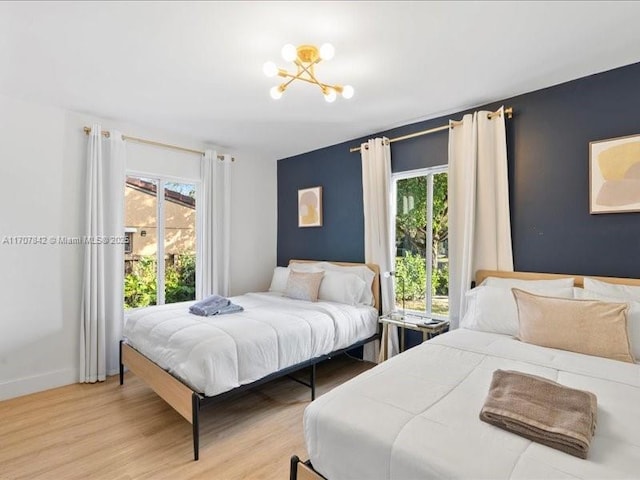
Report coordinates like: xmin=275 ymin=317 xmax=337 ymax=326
xmin=298 ymin=186 xmax=323 ymax=227
xmin=590 ymin=134 xmax=640 ymax=214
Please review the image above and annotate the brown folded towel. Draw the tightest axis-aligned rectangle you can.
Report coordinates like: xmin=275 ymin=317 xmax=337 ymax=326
xmin=480 ymin=369 xmax=597 ymax=459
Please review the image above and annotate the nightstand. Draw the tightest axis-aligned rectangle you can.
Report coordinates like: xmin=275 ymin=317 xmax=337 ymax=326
xmin=378 ymin=313 xmax=449 ymax=362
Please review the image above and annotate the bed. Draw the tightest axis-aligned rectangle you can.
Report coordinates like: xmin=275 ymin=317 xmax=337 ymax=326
xmin=120 ymin=260 xmax=380 ymax=461
xmin=292 ymin=270 xmax=640 ymax=480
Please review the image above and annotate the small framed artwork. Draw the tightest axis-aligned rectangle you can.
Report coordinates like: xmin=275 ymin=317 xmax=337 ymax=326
xmin=590 ymin=133 xmax=640 ymax=214
xmin=298 ymin=186 xmax=323 ymax=227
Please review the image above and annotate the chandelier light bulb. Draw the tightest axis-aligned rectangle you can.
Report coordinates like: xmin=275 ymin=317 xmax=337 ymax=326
xmin=270 ymin=86 xmax=283 ymax=100
xmin=263 ymin=61 xmax=278 ymax=78
xmin=342 ymin=85 xmax=354 ymax=99
xmin=324 ymin=88 xmax=337 ymax=103
xmin=281 ymin=44 xmax=297 ymax=62
xmin=319 ymin=43 xmax=335 ymax=61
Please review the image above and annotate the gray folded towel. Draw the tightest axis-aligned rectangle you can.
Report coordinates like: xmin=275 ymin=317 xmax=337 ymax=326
xmin=213 ymin=303 xmax=244 ymax=316
xmin=189 ymin=295 xmax=243 ymax=316
xmin=480 ymin=369 xmax=597 ymax=459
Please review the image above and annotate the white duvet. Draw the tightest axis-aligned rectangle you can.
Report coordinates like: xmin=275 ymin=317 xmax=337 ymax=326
xmin=304 ymin=329 xmax=640 ymax=480
xmin=123 ymin=292 xmax=377 ymax=396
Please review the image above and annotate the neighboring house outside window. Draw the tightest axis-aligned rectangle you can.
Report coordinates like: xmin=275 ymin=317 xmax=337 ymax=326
xmin=124 ymin=176 xmax=197 ymax=308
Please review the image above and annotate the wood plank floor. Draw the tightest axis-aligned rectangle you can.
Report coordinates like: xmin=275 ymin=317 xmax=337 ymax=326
xmin=1 ymin=356 xmax=372 ymax=480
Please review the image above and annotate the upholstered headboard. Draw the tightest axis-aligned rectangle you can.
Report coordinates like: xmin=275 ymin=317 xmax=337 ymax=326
xmin=289 ymin=260 xmax=381 ymax=312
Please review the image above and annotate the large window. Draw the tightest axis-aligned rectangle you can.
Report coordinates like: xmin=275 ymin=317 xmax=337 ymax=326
xmin=124 ymin=175 xmax=197 ymax=309
xmin=393 ymin=166 xmax=448 ymax=319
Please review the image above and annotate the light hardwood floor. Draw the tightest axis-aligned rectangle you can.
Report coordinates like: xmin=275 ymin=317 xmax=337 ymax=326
xmin=1 ymin=356 xmax=372 ymax=480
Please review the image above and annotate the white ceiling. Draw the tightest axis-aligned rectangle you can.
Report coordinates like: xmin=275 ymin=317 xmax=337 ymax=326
xmin=1 ymin=1 xmax=640 ymax=159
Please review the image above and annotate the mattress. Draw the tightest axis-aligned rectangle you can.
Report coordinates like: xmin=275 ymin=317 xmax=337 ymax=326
xmin=123 ymin=292 xmax=378 ymax=396
xmin=304 ymin=328 xmax=640 ymax=479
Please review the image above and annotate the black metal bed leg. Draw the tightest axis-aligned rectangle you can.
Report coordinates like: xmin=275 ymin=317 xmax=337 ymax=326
xmin=192 ymin=393 xmax=200 ymax=461
xmin=119 ymin=340 xmax=124 ymax=386
xmin=290 ymin=455 xmax=301 ymax=480
xmin=310 ymin=363 xmax=316 ymax=401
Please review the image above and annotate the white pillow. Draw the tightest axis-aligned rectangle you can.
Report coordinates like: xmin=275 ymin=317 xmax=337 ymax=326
xmin=318 ymin=270 xmax=366 ymax=306
xmin=576 ymin=288 xmax=640 ymax=362
xmin=318 ymin=262 xmax=375 ymax=306
xmin=482 ymin=276 xmax=575 ymax=289
xmin=268 ymin=266 xmax=290 ymax=293
xmin=584 ymin=277 xmax=640 ymax=302
xmin=460 ymin=285 xmax=575 ymax=336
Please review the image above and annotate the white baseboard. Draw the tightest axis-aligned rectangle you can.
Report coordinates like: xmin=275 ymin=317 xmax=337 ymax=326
xmin=0 ymin=368 xmax=78 ymax=402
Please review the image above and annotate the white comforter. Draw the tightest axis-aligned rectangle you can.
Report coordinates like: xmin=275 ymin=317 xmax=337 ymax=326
xmin=304 ymin=329 xmax=640 ymax=479
xmin=124 ymin=292 xmax=377 ymax=396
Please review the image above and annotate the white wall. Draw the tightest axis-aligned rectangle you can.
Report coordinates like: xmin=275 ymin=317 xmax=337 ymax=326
xmin=0 ymin=93 xmax=277 ymax=400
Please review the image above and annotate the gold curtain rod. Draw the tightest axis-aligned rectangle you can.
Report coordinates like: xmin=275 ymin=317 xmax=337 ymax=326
xmin=83 ymin=127 xmax=234 ymax=161
xmin=349 ymin=107 xmax=513 ymax=153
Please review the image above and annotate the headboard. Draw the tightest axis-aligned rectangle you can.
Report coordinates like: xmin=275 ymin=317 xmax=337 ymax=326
xmin=476 ymin=270 xmax=640 ymax=288
xmin=289 ymin=260 xmax=381 ymax=312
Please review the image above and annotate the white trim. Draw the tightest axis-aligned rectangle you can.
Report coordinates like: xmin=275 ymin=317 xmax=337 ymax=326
xmin=392 ymin=164 xmax=447 ymax=182
xmin=425 ymin=173 xmax=434 ymax=312
xmin=0 ymin=368 xmax=78 ymax=401
xmin=126 ymin=169 xmax=202 ymax=188
xmin=156 ymin=178 xmax=166 ymax=305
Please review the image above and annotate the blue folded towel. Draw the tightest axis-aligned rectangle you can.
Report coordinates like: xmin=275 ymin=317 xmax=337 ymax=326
xmin=189 ymin=295 xmax=243 ymax=316
xmin=213 ymin=303 xmax=244 ymax=316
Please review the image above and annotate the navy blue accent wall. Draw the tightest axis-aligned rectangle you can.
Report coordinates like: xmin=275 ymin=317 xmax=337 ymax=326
xmin=278 ymin=61 xmax=640 ymax=278
xmin=277 ymin=142 xmax=365 ymax=266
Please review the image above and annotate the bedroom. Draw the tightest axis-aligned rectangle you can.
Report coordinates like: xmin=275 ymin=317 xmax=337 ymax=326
xmin=1 ymin=1 xmax=640 ymax=479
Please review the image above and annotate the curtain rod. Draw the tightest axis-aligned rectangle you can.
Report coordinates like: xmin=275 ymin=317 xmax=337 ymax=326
xmin=349 ymin=107 xmax=513 ymax=153
xmin=82 ymin=127 xmax=234 ymax=161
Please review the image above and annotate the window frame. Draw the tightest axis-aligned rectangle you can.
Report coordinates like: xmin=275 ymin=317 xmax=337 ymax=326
xmin=125 ymin=170 xmax=200 ymax=306
xmin=392 ymin=164 xmax=448 ymax=320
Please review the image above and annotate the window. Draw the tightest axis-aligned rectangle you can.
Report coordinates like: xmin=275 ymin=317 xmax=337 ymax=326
xmin=393 ymin=166 xmax=448 ymax=319
xmin=124 ymin=175 xmax=197 ymax=309
xmin=124 ymin=228 xmax=136 ymax=255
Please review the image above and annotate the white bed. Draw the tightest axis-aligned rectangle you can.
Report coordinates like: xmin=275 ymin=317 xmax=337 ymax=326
xmin=298 ymin=270 xmax=640 ymax=480
xmin=124 ymin=292 xmax=378 ymax=396
xmin=303 ymin=328 xmax=640 ymax=479
xmin=120 ymin=260 xmax=381 ymax=460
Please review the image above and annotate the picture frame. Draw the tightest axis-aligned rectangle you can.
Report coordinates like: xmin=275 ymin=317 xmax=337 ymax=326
xmin=298 ymin=186 xmax=323 ymax=227
xmin=589 ymin=133 xmax=640 ymax=214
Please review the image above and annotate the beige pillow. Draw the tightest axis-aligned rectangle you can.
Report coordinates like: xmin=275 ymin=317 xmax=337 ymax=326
xmin=284 ymin=271 xmax=325 ymax=302
xmin=512 ymin=288 xmax=635 ymax=363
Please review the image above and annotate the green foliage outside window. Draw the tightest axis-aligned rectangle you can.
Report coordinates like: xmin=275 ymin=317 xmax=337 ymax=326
xmin=124 ymin=254 xmax=196 ymax=309
xmin=394 ymin=252 xmax=448 ymax=302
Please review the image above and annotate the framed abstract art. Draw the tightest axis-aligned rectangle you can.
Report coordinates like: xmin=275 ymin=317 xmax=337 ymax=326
xmin=590 ymin=133 xmax=640 ymax=214
xmin=298 ymin=186 xmax=323 ymax=227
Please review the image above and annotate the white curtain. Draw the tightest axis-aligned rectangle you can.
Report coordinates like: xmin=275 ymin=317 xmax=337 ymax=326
xmin=80 ymin=125 xmax=126 ymax=382
xmin=448 ymin=106 xmax=513 ymax=329
xmin=196 ymin=151 xmax=233 ymax=299
xmin=361 ymin=137 xmax=399 ymax=359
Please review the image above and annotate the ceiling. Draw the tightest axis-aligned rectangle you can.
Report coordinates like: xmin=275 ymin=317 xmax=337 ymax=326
xmin=1 ymin=1 xmax=640 ymax=160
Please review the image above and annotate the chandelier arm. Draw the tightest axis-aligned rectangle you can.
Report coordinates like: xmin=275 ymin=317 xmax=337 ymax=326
xmin=295 ymin=59 xmax=325 ymax=91
xmin=277 ymin=73 xmax=337 ymax=91
xmin=277 ymin=63 xmax=331 ymax=91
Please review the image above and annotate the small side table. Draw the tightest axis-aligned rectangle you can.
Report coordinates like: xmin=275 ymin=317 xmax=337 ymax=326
xmin=378 ymin=313 xmax=450 ymax=362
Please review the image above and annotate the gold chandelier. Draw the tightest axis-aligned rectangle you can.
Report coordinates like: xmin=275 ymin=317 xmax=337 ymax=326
xmin=263 ymin=43 xmax=354 ymax=102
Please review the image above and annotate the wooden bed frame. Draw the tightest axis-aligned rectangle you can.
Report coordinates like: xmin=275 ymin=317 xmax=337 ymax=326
xmin=290 ymin=269 xmax=640 ymax=480
xmin=120 ymin=260 xmax=381 ymax=461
